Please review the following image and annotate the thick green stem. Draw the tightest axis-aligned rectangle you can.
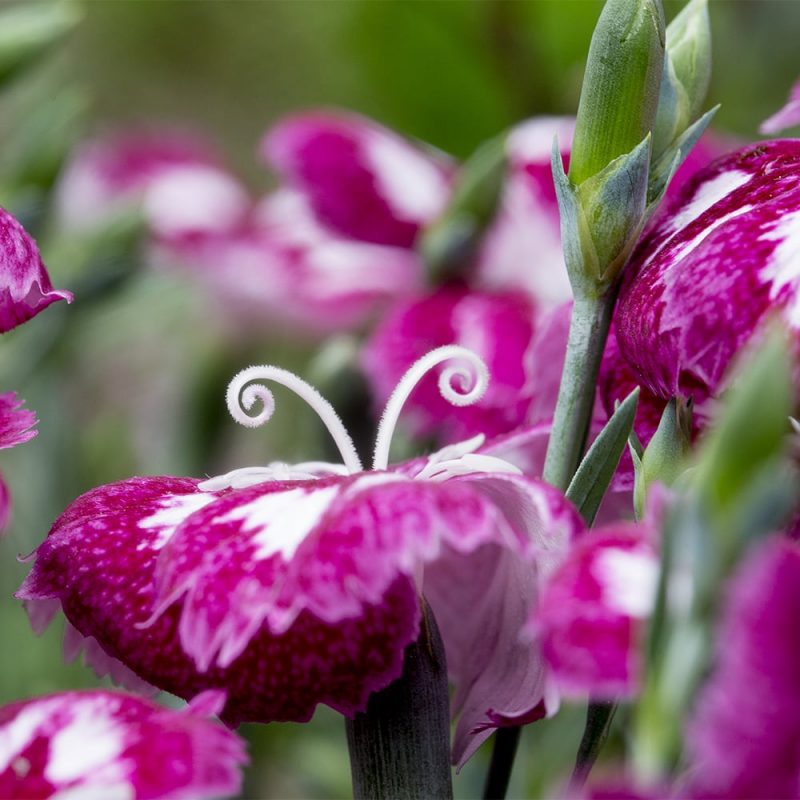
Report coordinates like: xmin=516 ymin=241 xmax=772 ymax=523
xmin=543 ymin=292 xmax=617 ymax=491
xmin=346 ymin=602 xmax=453 ymax=800
xmin=570 ymin=700 xmax=618 ymax=790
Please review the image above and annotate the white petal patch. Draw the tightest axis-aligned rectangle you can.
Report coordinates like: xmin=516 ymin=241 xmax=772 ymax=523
xmin=365 ymin=133 xmax=449 ymax=222
xmin=595 ymin=548 xmax=659 ymax=619
xmin=669 ymin=169 xmax=752 ymax=232
xmin=139 ymin=492 xmax=218 ymax=549
xmin=45 ymin=702 xmax=127 ymax=785
xmin=215 ymin=485 xmax=341 ymax=561
xmin=760 ymin=208 xmax=800 ymax=327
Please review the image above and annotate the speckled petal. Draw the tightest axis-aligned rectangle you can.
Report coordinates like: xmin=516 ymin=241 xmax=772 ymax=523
xmin=0 ymin=209 xmax=72 ymax=333
xmin=0 ymin=690 xmax=246 ymax=799
xmin=261 ymin=110 xmax=453 ymax=247
xmin=616 ymin=140 xmax=800 ymax=409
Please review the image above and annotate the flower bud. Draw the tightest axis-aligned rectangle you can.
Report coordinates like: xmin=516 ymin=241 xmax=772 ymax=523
xmin=569 ymin=0 xmax=665 ymax=187
xmin=653 ymin=0 xmax=712 ymax=160
xmin=632 ymin=397 xmax=692 ymax=519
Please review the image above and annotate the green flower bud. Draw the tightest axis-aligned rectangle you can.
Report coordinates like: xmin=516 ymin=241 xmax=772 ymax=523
xmin=653 ymin=0 xmax=712 ymax=160
xmin=419 ymin=135 xmax=506 ymax=284
xmin=632 ymin=397 xmax=693 ymax=519
xmin=569 ymin=0 xmax=665 ymax=187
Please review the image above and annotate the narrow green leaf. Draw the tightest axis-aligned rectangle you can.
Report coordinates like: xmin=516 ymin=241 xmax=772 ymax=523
xmin=566 ymin=387 xmax=640 ymax=524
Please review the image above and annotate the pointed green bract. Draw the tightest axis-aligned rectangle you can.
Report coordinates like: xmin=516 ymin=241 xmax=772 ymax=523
xmin=633 ymin=397 xmax=692 ymax=519
xmin=567 ymin=387 xmax=639 ymax=524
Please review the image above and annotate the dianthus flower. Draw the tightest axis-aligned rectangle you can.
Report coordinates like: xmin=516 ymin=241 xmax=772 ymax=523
xmin=0 ymin=689 xmax=246 ymax=799
xmin=614 ymin=139 xmax=800 ymax=430
xmin=18 ymin=346 xmax=585 ymax=767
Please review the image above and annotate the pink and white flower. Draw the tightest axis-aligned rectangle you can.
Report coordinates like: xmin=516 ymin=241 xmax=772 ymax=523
xmin=533 ymin=522 xmax=659 ymax=699
xmin=18 ymin=347 xmax=585 ymax=767
xmin=54 ymin=130 xmax=249 ymax=240
xmin=614 ymin=139 xmax=800 ymax=426
xmin=0 ymin=689 xmax=246 ymax=799
xmin=0 ymin=208 xmax=72 ymax=334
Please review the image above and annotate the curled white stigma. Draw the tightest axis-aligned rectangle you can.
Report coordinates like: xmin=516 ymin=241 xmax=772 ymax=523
xmin=225 ymin=365 xmax=363 ymax=474
xmin=372 ymin=345 xmax=490 ymax=471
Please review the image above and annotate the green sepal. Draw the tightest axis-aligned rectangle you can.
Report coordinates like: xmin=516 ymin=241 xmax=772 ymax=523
xmin=647 ymin=105 xmax=719 ymax=211
xmin=577 ymin=134 xmax=652 ymax=286
xmin=566 ymin=387 xmax=640 ymax=525
xmin=633 ymin=396 xmax=693 ymax=519
xmin=653 ymin=0 xmax=712 ymax=159
xmin=0 ymin=3 xmax=80 ymax=86
xmin=419 ymin=134 xmax=507 ymax=285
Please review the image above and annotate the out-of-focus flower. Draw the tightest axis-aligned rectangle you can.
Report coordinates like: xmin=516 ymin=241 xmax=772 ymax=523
xmin=54 ymin=130 xmax=250 ymax=239
xmin=685 ymin=536 xmax=800 ymax=799
xmin=761 ymin=78 xmax=800 ymax=135
xmin=614 ymin=140 xmax=800 ymax=428
xmin=161 ymin=189 xmax=422 ymax=335
xmin=0 ymin=689 xmax=246 ymax=799
xmin=0 ymin=208 xmax=72 ymax=333
xmin=471 ymin=117 xmax=574 ymax=307
xmin=533 ymin=521 xmax=659 ymax=699
xmin=18 ymin=348 xmax=585 ymax=768
xmin=362 ymin=286 xmax=541 ymax=441
xmin=261 ymin=110 xmax=454 ymax=248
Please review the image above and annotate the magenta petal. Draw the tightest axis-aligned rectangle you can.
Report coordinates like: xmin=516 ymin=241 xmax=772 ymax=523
xmin=0 ymin=690 xmax=246 ymax=800
xmin=761 ymin=78 xmax=800 ymax=135
xmin=0 ymin=392 xmax=37 ymax=449
xmin=534 ymin=525 xmax=658 ymax=699
xmin=615 ymin=140 xmax=800 ymax=410
xmin=262 ymin=110 xmax=452 ymax=247
xmin=0 ymin=472 xmax=9 ymax=533
xmin=0 ymin=209 xmax=72 ymax=333
xmin=362 ymin=286 xmax=539 ymax=441
xmin=686 ymin=537 xmax=800 ymax=799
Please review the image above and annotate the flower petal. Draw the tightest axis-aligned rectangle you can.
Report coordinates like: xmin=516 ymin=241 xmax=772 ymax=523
xmin=615 ymin=140 xmax=800 ymax=410
xmin=760 ymin=78 xmax=800 ymax=135
xmin=261 ymin=110 xmax=453 ymax=247
xmin=534 ymin=524 xmax=658 ymax=698
xmin=0 ymin=209 xmax=72 ymax=333
xmin=0 ymin=690 xmax=246 ymax=800
xmin=686 ymin=537 xmax=800 ymax=799
xmin=0 ymin=392 xmax=37 ymax=449
xmin=361 ymin=286 xmax=539 ymax=441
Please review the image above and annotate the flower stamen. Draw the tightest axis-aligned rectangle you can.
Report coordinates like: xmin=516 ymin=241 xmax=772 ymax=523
xmin=372 ymin=346 xmax=490 ymax=471
xmin=225 ymin=365 xmax=363 ymax=474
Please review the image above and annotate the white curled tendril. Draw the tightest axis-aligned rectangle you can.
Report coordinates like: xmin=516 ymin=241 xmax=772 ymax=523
xmin=372 ymin=345 xmax=490 ymax=471
xmin=225 ymin=365 xmax=363 ymax=474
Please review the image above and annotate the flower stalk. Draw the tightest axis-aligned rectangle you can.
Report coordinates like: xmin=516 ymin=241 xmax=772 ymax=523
xmin=346 ymin=602 xmax=453 ymax=800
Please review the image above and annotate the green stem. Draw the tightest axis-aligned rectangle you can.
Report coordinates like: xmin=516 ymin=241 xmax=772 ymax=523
xmin=570 ymin=700 xmax=619 ymax=790
xmin=484 ymin=290 xmax=617 ymax=799
xmin=346 ymin=602 xmax=453 ymax=800
xmin=543 ymin=292 xmax=617 ymax=491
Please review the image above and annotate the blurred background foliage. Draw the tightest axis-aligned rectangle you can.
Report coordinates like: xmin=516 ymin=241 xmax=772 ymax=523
xmin=0 ymin=1 xmax=797 ymax=797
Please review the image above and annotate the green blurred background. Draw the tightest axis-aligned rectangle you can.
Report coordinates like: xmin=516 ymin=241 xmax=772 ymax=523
xmin=0 ymin=1 xmax=797 ymax=797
